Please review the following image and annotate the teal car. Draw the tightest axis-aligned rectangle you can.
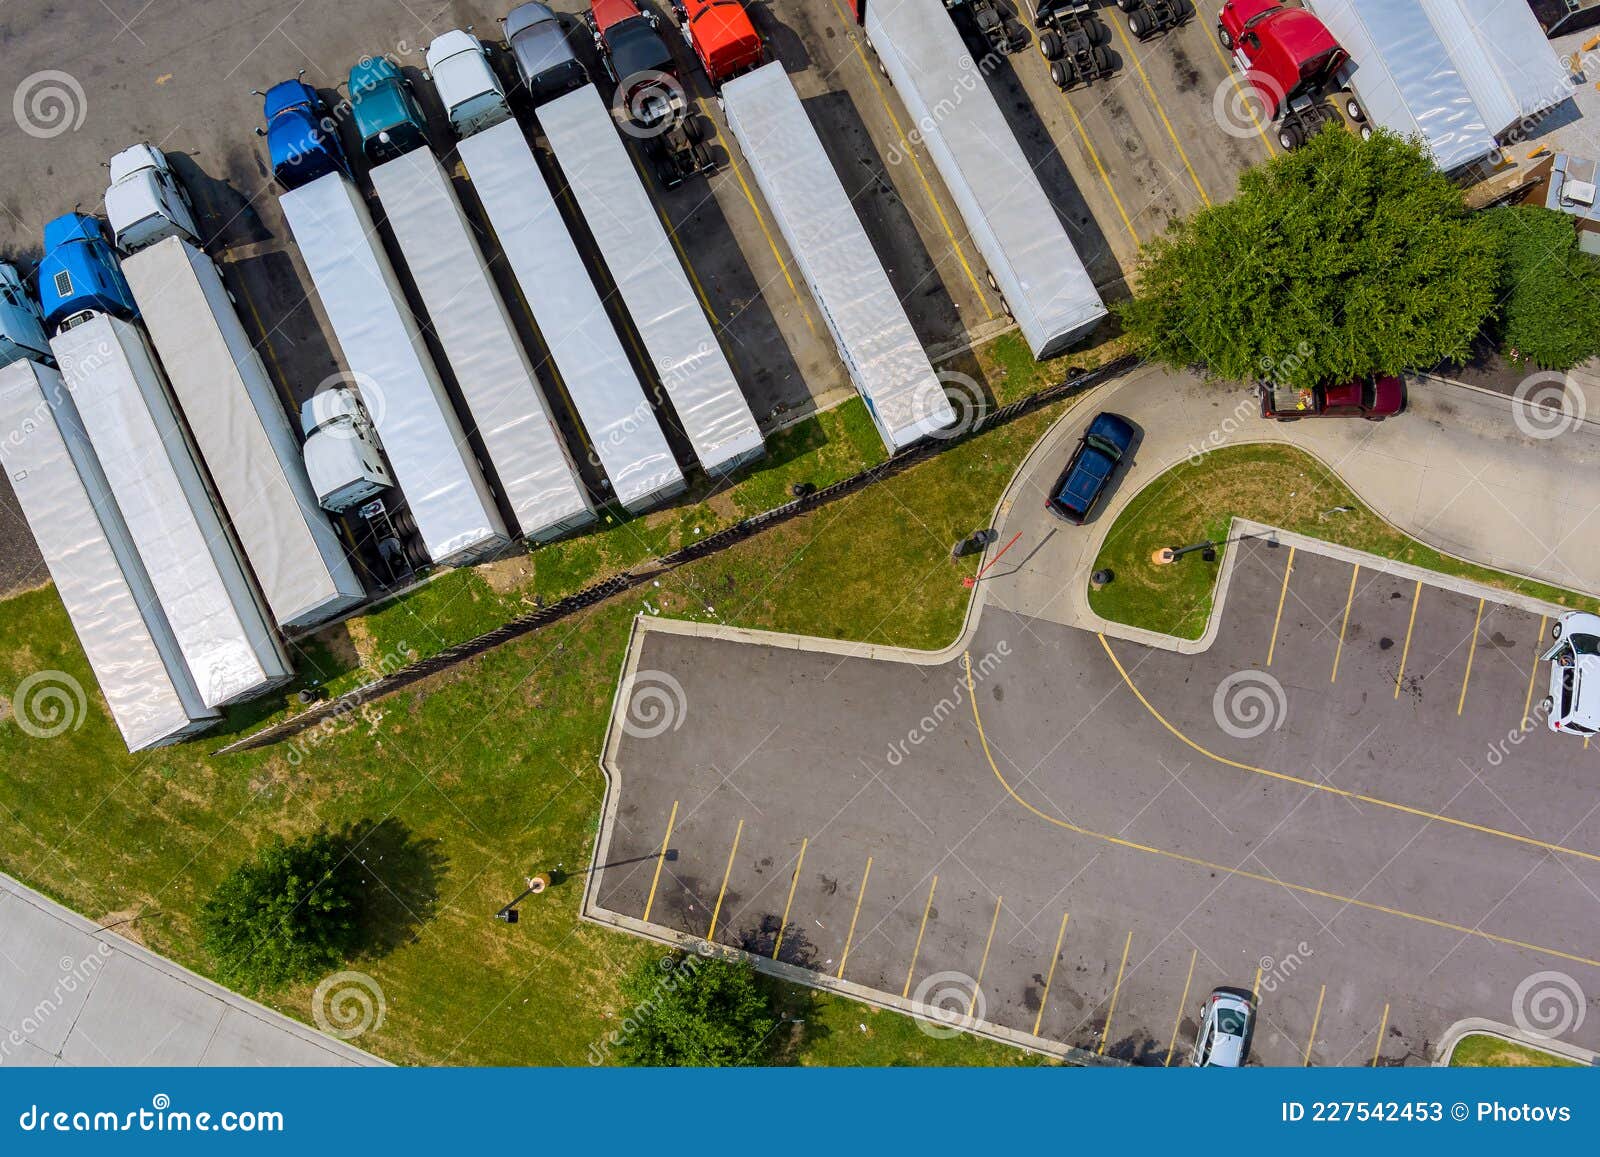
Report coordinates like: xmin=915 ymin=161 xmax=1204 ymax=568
xmin=349 ymin=55 xmax=428 ymax=164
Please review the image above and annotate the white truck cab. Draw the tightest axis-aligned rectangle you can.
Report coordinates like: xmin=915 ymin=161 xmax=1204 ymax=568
xmin=105 ymin=143 xmax=199 ymax=254
xmin=299 ymin=383 xmax=394 ymax=514
xmin=425 ymin=29 xmax=513 ymax=138
xmin=1541 ymin=612 xmax=1600 ymax=735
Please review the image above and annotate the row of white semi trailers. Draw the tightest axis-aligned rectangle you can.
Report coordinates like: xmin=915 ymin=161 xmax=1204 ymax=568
xmin=1 ymin=1 xmax=1105 ymax=754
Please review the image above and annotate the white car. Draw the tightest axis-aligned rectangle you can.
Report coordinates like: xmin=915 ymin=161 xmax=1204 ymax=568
xmin=104 ymin=143 xmax=198 ymax=253
xmin=1541 ymin=612 xmax=1600 ymax=736
xmin=425 ymin=29 xmax=513 ymax=138
xmin=1191 ymin=988 xmax=1254 ymax=1067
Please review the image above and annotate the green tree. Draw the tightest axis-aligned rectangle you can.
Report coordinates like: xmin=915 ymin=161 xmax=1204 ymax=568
xmin=1481 ymin=204 xmax=1600 ymax=370
xmin=201 ymin=830 xmax=363 ymax=991
xmin=615 ymin=954 xmax=779 ymax=1066
xmin=1120 ymin=127 xmax=1499 ymax=389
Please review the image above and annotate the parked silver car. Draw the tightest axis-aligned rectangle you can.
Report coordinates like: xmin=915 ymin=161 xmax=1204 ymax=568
xmin=1192 ymin=987 xmax=1254 ymax=1067
xmin=503 ymin=3 xmax=588 ymax=105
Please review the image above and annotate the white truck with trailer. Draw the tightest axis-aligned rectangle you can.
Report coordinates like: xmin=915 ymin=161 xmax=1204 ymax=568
xmin=368 ymin=146 xmax=594 ymax=541
xmin=721 ymin=62 xmax=953 ymax=451
xmin=455 ymin=117 xmax=685 ymax=513
xmin=278 ymin=172 xmax=510 ymax=566
xmin=863 ymin=0 xmax=1106 ymax=359
xmin=104 ymin=143 xmax=199 ymax=254
xmin=0 ymin=359 xmax=219 ymax=750
xmin=539 ymin=83 xmax=765 ymax=477
xmin=121 ymin=235 xmax=366 ymax=629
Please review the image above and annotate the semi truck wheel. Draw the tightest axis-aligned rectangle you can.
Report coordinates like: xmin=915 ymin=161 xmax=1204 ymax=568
xmin=1039 ymin=30 xmax=1064 ymax=60
xmin=1278 ymin=122 xmax=1303 ymax=151
xmin=1050 ymin=60 xmax=1074 ymax=90
xmin=1344 ymin=95 xmax=1365 ymax=121
xmin=1129 ymin=11 xmax=1149 ymax=37
xmin=1218 ymin=27 xmax=1233 ymax=49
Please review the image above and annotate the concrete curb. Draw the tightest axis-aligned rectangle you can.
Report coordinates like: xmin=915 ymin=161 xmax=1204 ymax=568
xmin=1433 ymin=1018 xmax=1598 ymax=1067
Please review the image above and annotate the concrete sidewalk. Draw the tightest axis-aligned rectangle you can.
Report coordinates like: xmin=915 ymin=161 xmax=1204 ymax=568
xmin=983 ymin=366 xmax=1600 ymax=640
xmin=0 ymin=874 xmax=382 ymax=1067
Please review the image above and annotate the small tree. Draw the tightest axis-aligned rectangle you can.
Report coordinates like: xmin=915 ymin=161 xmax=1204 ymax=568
xmin=201 ymin=831 xmax=363 ymax=991
xmin=1120 ymin=127 xmax=1499 ymax=389
xmin=616 ymin=953 xmax=779 ymax=1066
xmin=1481 ymin=204 xmax=1600 ymax=370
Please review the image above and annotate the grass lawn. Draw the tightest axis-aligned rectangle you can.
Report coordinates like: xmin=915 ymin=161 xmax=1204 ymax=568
xmin=0 ymin=368 xmax=1076 ymax=1066
xmin=1088 ymin=443 xmax=1596 ymax=640
xmin=1449 ymin=1034 xmax=1579 ymax=1068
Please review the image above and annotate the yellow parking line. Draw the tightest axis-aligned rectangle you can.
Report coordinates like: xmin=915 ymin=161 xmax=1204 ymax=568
xmin=1253 ymin=963 xmax=1264 ymax=999
xmin=1267 ymin=546 xmax=1295 ymax=666
xmin=824 ymin=0 xmax=994 ymax=317
xmin=1165 ymin=948 xmax=1198 ymax=1065
xmin=1112 ymin=17 xmax=1211 ymax=205
xmin=642 ymin=800 xmax=679 ymax=923
xmin=1099 ymin=635 xmax=1600 ymax=864
xmin=1371 ymin=1002 xmax=1391 ymax=1067
xmin=970 ymin=895 xmax=1003 ymax=1016
xmin=1032 ymin=910 xmax=1070 ymax=1036
xmin=1303 ymin=984 xmax=1326 ymax=1065
xmin=1198 ymin=2 xmax=1277 ymax=157
xmin=968 ymin=652 xmax=1600 ymax=968
xmin=902 ymin=875 xmax=939 ymax=997
xmin=1394 ymin=581 xmax=1421 ymax=699
xmin=1524 ymin=615 xmax=1547 ymax=726
xmin=1060 ymin=97 xmax=1140 ymax=247
xmin=707 ymin=818 xmax=743 ymax=941
xmin=837 ymin=855 xmax=873 ymax=979
xmin=1331 ymin=564 xmax=1358 ymax=682
xmin=1458 ymin=599 xmax=1485 ymax=715
xmin=1099 ymin=931 xmax=1134 ymax=1055
xmin=772 ymin=837 xmax=808 ymax=960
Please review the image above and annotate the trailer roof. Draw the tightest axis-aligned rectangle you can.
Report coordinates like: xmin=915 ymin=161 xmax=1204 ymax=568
xmin=1421 ymin=0 xmax=1571 ymax=138
xmin=458 ymin=119 xmax=684 ymax=511
xmin=722 ymin=63 xmax=951 ymax=450
xmin=539 ymin=84 xmax=764 ymax=474
xmin=864 ymin=0 xmax=1105 ymax=359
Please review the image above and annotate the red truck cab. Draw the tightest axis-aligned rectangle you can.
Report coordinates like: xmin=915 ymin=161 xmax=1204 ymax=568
xmin=672 ymin=0 xmax=763 ymax=89
xmin=1218 ymin=0 xmax=1347 ymax=148
xmin=1259 ymin=376 xmax=1406 ymax=421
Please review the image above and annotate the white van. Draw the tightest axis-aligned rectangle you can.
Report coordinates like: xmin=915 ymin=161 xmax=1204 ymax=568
xmin=1540 ymin=612 xmax=1600 ymax=735
xmin=425 ymin=29 xmax=513 ymax=138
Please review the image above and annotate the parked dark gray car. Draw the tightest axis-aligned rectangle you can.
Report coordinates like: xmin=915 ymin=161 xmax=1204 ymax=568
xmin=503 ymin=3 xmax=588 ymax=104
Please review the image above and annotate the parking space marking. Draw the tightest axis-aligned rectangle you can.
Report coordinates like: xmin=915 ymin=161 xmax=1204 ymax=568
xmin=1303 ymin=984 xmax=1326 ymax=1065
xmin=1198 ymin=3 xmax=1278 ymax=158
xmin=1099 ymin=931 xmax=1134 ymax=1055
xmin=1393 ymin=580 xmax=1421 ymax=699
xmin=971 ymin=896 xmax=1003 ymax=1016
xmin=1111 ymin=18 xmax=1211 ymax=206
xmin=1165 ymin=947 xmax=1198 ymax=1065
xmin=1371 ymin=1002 xmax=1390 ymax=1067
xmin=642 ymin=800 xmax=679 ymax=924
xmin=1267 ymin=546 xmax=1295 ymax=666
xmin=824 ymin=0 xmax=994 ymax=317
xmin=1524 ymin=615 xmax=1547 ymax=725
xmin=772 ymin=836 xmax=808 ymax=960
xmin=1060 ymin=98 xmax=1140 ymax=246
xmin=1032 ymin=910 xmax=1071 ymax=1036
xmin=837 ymin=855 xmax=874 ymax=979
xmin=1331 ymin=564 xmax=1358 ymax=682
xmin=966 ymin=652 xmax=1600 ymax=967
xmin=1096 ymin=637 xmax=1600 ymax=864
xmin=1458 ymin=599 xmax=1485 ymax=715
xmin=902 ymin=875 xmax=939 ymax=998
xmin=1253 ymin=963 xmax=1264 ymax=1000
xmin=707 ymin=818 xmax=744 ymax=941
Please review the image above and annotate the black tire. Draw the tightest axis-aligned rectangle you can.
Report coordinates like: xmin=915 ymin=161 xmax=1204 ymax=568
xmin=1278 ymin=121 xmax=1304 ymax=151
xmin=1116 ymin=0 xmax=1137 ymax=9
xmin=1359 ymin=123 xmax=1374 ymax=141
xmin=1553 ymin=621 xmax=1564 ymax=640
xmin=1218 ymin=26 xmax=1233 ymax=50
xmin=1344 ymin=95 xmax=1365 ymax=121
xmin=1050 ymin=60 xmax=1074 ymax=90
xmin=1129 ymin=11 xmax=1149 ymax=37
xmin=1039 ymin=30 xmax=1064 ymax=61
xmin=1091 ymin=46 xmax=1110 ymax=74
xmin=685 ymin=115 xmax=704 ymax=143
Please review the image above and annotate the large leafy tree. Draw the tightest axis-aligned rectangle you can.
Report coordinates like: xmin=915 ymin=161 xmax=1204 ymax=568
xmin=201 ymin=830 xmax=363 ymax=991
xmin=615 ymin=954 xmax=779 ymax=1066
xmin=1120 ymin=127 xmax=1499 ymax=389
xmin=1480 ymin=204 xmax=1600 ymax=370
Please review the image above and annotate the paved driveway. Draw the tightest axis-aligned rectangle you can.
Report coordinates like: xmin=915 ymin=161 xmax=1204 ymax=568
xmin=588 ymin=536 xmax=1600 ymax=1065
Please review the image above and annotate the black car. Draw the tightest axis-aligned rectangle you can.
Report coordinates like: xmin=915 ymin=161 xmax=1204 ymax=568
xmin=1045 ymin=412 xmax=1136 ymax=524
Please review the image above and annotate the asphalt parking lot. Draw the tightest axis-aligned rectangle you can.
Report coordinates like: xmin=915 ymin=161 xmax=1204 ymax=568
xmin=594 ymin=536 xmax=1600 ymax=1064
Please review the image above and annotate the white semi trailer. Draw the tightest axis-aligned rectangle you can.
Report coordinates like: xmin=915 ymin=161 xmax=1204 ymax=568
xmin=0 ymin=360 xmax=219 ymax=750
xmin=122 ymin=236 xmax=366 ymax=629
xmin=368 ymin=147 xmax=593 ymax=541
xmin=278 ymin=172 xmax=510 ymax=566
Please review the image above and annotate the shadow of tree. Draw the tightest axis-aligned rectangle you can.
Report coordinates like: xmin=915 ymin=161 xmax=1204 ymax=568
xmin=336 ymin=817 xmax=446 ymax=959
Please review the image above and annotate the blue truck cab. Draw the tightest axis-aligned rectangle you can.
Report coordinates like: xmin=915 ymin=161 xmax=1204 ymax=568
xmin=1045 ymin=412 xmax=1136 ymax=525
xmin=349 ymin=56 xmax=429 ymax=164
xmin=36 ymin=213 xmax=138 ymax=334
xmin=259 ymin=78 xmax=349 ymax=189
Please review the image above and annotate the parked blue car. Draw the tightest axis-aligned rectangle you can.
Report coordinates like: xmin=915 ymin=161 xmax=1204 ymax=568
xmin=1045 ymin=412 xmax=1135 ymax=524
xmin=257 ymin=76 xmax=348 ymax=189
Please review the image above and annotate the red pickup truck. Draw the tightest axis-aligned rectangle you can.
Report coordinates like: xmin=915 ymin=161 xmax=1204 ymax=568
xmin=1258 ymin=377 xmax=1406 ymax=421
